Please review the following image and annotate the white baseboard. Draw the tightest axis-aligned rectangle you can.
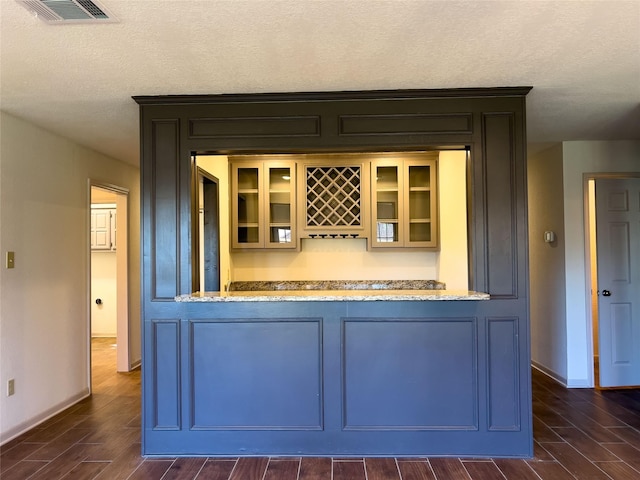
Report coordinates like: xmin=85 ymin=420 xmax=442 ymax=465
xmin=119 ymin=358 xmax=141 ymax=373
xmin=566 ymin=378 xmax=592 ymax=388
xmin=0 ymin=388 xmax=90 ymax=446
xmin=531 ymin=362 xmax=568 ymax=387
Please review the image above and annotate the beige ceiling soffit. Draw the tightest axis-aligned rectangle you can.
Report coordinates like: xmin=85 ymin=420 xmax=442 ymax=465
xmin=15 ymin=0 xmax=118 ymax=24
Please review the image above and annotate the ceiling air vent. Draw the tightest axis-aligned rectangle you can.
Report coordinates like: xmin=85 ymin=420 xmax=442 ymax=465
xmin=16 ymin=0 xmax=118 ymax=24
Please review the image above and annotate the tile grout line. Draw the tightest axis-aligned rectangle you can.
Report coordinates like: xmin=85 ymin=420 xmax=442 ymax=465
xmin=489 ymin=459 xmax=509 ymax=480
xmin=260 ymin=458 xmax=270 ymax=480
xmin=394 ymin=458 xmax=402 ymax=480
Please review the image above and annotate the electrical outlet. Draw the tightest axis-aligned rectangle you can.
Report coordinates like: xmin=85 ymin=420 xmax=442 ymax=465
xmin=7 ymin=379 xmax=15 ymax=396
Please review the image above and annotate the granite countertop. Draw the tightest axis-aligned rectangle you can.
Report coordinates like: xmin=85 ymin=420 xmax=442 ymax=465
xmin=228 ymin=279 xmax=446 ymax=291
xmin=175 ymin=280 xmax=489 ymax=302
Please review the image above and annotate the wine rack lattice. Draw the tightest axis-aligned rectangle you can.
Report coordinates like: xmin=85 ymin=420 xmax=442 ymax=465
xmin=306 ymin=166 xmax=361 ymax=227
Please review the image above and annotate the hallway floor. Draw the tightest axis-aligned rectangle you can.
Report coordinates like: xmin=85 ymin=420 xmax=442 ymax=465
xmin=1 ymin=338 xmax=640 ymax=479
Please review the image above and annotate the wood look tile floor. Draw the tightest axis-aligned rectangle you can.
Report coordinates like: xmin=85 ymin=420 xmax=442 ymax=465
xmin=2 ymin=338 xmax=640 ymax=479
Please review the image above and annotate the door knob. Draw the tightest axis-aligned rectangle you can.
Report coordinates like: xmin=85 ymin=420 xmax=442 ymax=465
xmin=602 ymin=290 xmax=611 ymax=297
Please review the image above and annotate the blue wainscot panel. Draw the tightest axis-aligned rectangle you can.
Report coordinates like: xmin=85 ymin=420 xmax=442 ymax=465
xmin=152 ymin=320 xmax=181 ymax=430
xmin=487 ymin=317 xmax=520 ymax=431
xmin=189 ymin=318 xmax=323 ymax=430
xmin=343 ymin=318 xmax=477 ymax=430
xmin=143 ymin=301 xmax=531 ymax=457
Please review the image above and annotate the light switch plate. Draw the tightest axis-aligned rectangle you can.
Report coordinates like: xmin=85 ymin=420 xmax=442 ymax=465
xmin=6 ymin=252 xmax=15 ymax=269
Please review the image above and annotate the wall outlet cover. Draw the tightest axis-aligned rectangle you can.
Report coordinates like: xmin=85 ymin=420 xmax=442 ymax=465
xmin=6 ymin=251 xmax=15 ymax=269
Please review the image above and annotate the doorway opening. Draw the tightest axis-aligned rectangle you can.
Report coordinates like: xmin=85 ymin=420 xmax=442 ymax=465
xmin=192 ymin=155 xmax=229 ymax=292
xmin=587 ymin=179 xmax=600 ymax=387
xmin=196 ymin=167 xmax=221 ymax=292
xmin=89 ymin=183 xmax=130 ymax=378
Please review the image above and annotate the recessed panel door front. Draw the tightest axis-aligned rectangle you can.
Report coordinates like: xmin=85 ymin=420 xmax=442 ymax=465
xmin=596 ymin=178 xmax=640 ymax=387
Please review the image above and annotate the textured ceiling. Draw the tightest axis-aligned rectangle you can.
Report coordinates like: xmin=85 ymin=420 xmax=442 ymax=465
xmin=1 ymin=0 xmax=639 ymax=167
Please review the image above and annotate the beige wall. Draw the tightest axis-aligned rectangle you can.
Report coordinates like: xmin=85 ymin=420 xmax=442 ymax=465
xmin=527 ymin=143 xmax=567 ymax=383
xmin=0 ymin=111 xmax=141 ymax=444
xmin=437 ymin=151 xmax=469 ymax=290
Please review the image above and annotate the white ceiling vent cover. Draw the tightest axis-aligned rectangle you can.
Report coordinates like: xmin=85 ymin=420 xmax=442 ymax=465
xmin=16 ymin=0 xmax=118 ymax=24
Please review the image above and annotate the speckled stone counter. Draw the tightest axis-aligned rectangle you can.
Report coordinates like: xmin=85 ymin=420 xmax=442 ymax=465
xmin=176 ymin=279 xmax=488 ymax=301
xmin=229 ymin=279 xmax=446 ymax=291
xmin=175 ymin=289 xmax=489 ymax=302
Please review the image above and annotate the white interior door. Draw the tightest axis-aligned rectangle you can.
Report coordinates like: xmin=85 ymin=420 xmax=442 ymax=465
xmin=596 ymin=177 xmax=640 ymax=387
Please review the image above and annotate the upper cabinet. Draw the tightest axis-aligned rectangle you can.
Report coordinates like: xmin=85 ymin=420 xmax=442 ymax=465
xmin=371 ymin=153 xmax=438 ymax=249
xmin=91 ymin=205 xmax=117 ymax=251
xmin=230 ymin=153 xmax=439 ymax=250
xmin=230 ymin=158 xmax=296 ymax=250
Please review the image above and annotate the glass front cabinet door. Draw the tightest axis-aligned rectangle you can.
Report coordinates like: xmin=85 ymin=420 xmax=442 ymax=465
xmin=371 ymin=155 xmax=438 ymax=249
xmin=371 ymin=162 xmax=402 ymax=247
xmin=231 ymin=160 xmax=296 ymax=249
xmin=405 ymin=158 xmax=437 ymax=248
xmin=266 ymin=164 xmax=295 ymax=248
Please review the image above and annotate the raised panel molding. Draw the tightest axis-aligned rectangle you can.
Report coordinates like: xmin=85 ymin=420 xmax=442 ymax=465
xmin=483 ymin=113 xmax=517 ymax=298
xmin=189 ymin=116 xmax=321 ymax=138
xmin=607 ymin=190 xmax=628 ymax=211
xmin=189 ymin=318 xmax=323 ymax=430
xmin=136 ymin=88 xmax=533 ymax=457
xmin=152 ymin=320 xmax=181 ymax=430
xmin=609 ymin=222 xmax=631 ymax=282
xmin=611 ymin=304 xmax=633 ymax=364
xmin=151 ymin=119 xmax=180 ymax=300
xmin=338 ymin=113 xmax=473 ymax=136
xmin=487 ymin=317 xmax=520 ymax=431
xmin=342 ymin=318 xmax=478 ymax=430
